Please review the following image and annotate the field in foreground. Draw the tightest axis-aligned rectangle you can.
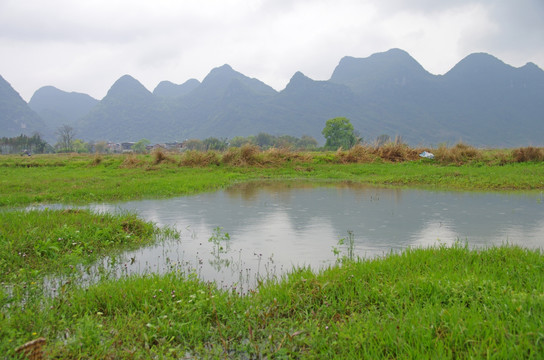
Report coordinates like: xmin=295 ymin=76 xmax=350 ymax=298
xmin=2 ymin=243 xmax=543 ymax=359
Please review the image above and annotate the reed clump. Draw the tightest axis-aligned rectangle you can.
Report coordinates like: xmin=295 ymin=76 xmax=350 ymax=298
xmin=433 ymin=143 xmax=482 ymax=164
xmin=334 ymin=144 xmax=375 ymax=163
xmin=512 ymin=146 xmax=544 ymax=162
xmin=90 ymin=154 xmax=102 ymax=166
xmin=120 ymin=153 xmax=143 ymax=168
xmin=152 ymin=149 xmax=177 ymax=165
xmin=263 ymin=147 xmax=314 ymax=165
xmin=179 ymin=150 xmax=221 ymax=167
xmin=222 ymin=144 xmax=261 ymax=166
xmin=240 ymin=144 xmax=261 ymax=165
xmin=261 ymin=147 xmax=294 ymax=165
xmin=373 ymin=142 xmax=420 ymax=162
xmin=333 ymin=143 xmax=421 ymax=164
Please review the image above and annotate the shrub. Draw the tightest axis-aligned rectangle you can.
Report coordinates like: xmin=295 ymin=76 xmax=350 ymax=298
xmin=261 ymin=147 xmax=311 ymax=166
xmin=334 ymin=144 xmax=374 ymax=163
xmin=120 ymin=153 xmax=143 ymax=168
xmin=91 ymin=154 xmax=102 ymax=166
xmin=434 ymin=143 xmax=482 ymax=164
xmin=512 ymin=146 xmax=544 ymax=162
xmin=239 ymin=144 xmax=260 ymax=165
xmin=179 ymin=150 xmax=220 ymax=167
xmin=374 ymin=143 xmax=419 ymax=162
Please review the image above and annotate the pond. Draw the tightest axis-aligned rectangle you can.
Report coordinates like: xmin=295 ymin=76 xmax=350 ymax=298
xmin=47 ymin=182 xmax=544 ymax=292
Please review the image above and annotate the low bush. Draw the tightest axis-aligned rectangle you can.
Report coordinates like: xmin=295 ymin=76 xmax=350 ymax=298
xmin=373 ymin=142 xmax=420 ymax=162
xmin=180 ymin=150 xmax=221 ymax=167
xmin=512 ymin=146 xmax=544 ymax=162
xmin=434 ymin=143 xmax=482 ymax=164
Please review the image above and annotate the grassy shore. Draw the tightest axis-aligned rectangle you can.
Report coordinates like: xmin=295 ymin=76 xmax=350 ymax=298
xmin=0 ymin=209 xmax=177 ymax=283
xmin=1 ymin=146 xmax=543 ymax=208
xmin=1 ymin=147 xmax=543 ymax=358
xmin=2 ymin=244 xmax=543 ymax=359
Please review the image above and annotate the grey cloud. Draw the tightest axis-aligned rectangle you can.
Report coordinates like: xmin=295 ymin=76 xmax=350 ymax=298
xmin=375 ymin=0 xmax=476 ymax=14
xmin=459 ymin=0 xmax=544 ymax=62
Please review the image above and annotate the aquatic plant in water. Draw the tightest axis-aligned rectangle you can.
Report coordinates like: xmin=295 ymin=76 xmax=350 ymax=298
xmin=332 ymin=230 xmax=356 ymax=262
xmin=208 ymin=227 xmax=231 ymax=270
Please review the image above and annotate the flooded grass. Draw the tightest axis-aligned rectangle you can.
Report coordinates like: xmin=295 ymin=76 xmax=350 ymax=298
xmin=2 ymin=244 xmax=543 ymax=358
xmin=0 ymin=209 xmax=177 ymax=283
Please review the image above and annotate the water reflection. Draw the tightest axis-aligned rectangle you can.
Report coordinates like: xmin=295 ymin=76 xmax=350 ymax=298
xmin=36 ymin=183 xmax=544 ymax=291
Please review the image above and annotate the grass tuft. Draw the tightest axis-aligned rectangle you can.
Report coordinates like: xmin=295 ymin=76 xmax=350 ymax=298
xmin=434 ymin=143 xmax=482 ymax=164
xmin=91 ymin=154 xmax=102 ymax=166
xmin=374 ymin=142 xmax=420 ymax=162
xmin=120 ymin=153 xmax=143 ymax=168
xmin=179 ymin=150 xmax=221 ymax=167
xmin=512 ymin=146 xmax=544 ymax=162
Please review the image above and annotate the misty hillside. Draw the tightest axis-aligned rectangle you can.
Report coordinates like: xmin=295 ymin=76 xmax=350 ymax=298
xmin=1 ymin=49 xmax=543 ymax=146
xmin=29 ymin=86 xmax=99 ymax=131
xmin=153 ymin=79 xmax=200 ymax=98
xmin=0 ymin=75 xmax=48 ymax=139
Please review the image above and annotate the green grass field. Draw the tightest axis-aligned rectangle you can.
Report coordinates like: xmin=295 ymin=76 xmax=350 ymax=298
xmin=2 ymin=244 xmax=543 ymax=359
xmin=1 ymin=150 xmax=543 ymax=208
xmin=1 ymin=150 xmax=543 ymax=358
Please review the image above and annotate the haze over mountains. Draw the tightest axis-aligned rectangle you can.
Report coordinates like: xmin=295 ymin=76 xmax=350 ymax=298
xmin=2 ymin=49 xmax=543 ymax=147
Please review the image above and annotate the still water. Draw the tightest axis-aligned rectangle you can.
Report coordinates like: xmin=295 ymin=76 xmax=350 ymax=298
xmin=66 ymin=182 xmax=544 ymax=291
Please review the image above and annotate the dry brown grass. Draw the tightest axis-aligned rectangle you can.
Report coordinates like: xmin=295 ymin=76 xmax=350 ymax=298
xmin=334 ymin=144 xmax=375 ymax=164
xmin=333 ymin=143 xmax=421 ymax=164
xmin=262 ymin=147 xmax=314 ymax=165
xmin=179 ymin=150 xmax=220 ymax=167
xmin=222 ymin=144 xmax=261 ymax=166
xmin=512 ymin=146 xmax=544 ymax=162
xmin=433 ymin=143 xmax=482 ymax=165
xmin=116 ymin=143 xmax=543 ymax=169
xmin=120 ymin=153 xmax=143 ymax=168
xmin=152 ymin=149 xmax=178 ymax=165
xmin=373 ymin=143 xmax=420 ymax=162
xmin=90 ymin=154 xmax=102 ymax=166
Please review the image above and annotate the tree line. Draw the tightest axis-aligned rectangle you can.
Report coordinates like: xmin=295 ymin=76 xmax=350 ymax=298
xmin=0 ymin=133 xmax=50 ymax=155
xmin=1 ymin=117 xmax=364 ymax=155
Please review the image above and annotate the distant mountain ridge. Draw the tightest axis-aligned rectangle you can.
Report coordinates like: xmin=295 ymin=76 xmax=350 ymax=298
xmin=0 ymin=75 xmax=48 ymax=139
xmin=2 ymin=48 xmax=543 ymax=146
xmin=153 ymin=79 xmax=200 ymax=98
xmin=28 ymin=86 xmax=98 ymax=131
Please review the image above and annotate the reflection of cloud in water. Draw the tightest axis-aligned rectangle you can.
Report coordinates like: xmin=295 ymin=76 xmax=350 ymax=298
xmin=496 ymin=219 xmax=544 ymax=248
xmin=410 ymin=221 xmax=459 ymax=248
xmin=235 ymin=210 xmax=337 ymax=267
xmin=38 ymin=183 xmax=544 ymax=292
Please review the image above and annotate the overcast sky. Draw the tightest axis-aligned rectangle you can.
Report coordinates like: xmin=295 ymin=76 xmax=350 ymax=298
xmin=1 ymin=0 xmax=543 ymax=101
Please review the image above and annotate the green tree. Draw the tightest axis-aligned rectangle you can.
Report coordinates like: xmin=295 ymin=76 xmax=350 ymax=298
xmin=72 ymin=139 xmax=91 ymax=153
xmin=274 ymin=135 xmax=298 ymax=149
xmin=229 ymin=136 xmax=254 ymax=148
xmin=322 ymin=117 xmax=358 ymax=150
xmin=183 ymin=139 xmax=205 ymax=151
xmin=132 ymin=139 xmax=150 ymax=154
xmin=255 ymin=132 xmax=274 ymax=149
xmin=94 ymin=141 xmax=109 ymax=154
xmin=203 ymin=137 xmax=228 ymax=151
xmin=297 ymin=135 xmax=319 ymax=150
